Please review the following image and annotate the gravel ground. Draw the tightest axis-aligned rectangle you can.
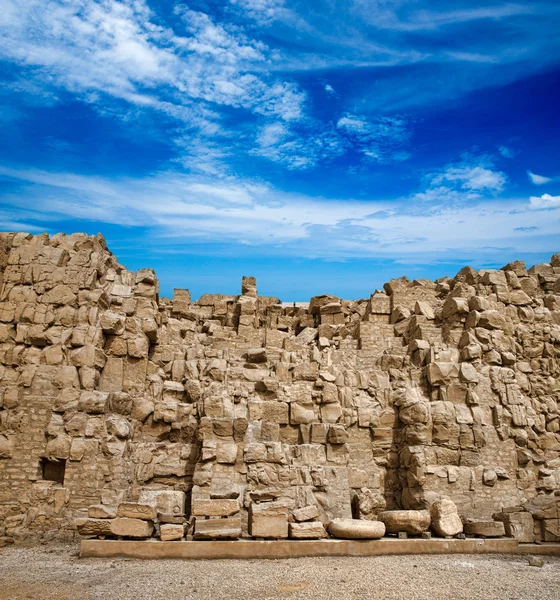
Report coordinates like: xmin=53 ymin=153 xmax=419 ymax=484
xmin=1 ymin=545 xmax=559 ymax=600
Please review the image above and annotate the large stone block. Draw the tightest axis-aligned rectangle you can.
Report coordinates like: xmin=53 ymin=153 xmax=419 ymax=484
xmin=379 ymin=510 xmax=431 ymax=535
xmin=160 ymin=523 xmax=185 ymax=541
xmin=191 ymin=499 xmax=240 ymax=518
xmin=194 ymin=516 xmax=242 ymax=540
xmin=117 ymin=503 xmax=157 ymax=521
xmin=289 ymin=522 xmax=328 ymax=539
xmin=138 ymin=490 xmax=186 ymax=516
xmin=464 ymin=521 xmax=506 ymax=537
xmin=328 ymin=518 xmax=385 ymax=539
xmin=430 ymin=499 xmax=463 ymax=537
xmin=110 ymin=517 xmax=154 ymax=539
xmin=249 ymin=503 xmax=289 ymax=539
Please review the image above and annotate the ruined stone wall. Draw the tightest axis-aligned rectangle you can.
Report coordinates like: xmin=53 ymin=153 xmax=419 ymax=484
xmin=0 ymin=232 xmax=558 ymax=543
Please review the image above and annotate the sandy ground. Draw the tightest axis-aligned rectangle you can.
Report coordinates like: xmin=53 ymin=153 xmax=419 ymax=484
xmin=1 ymin=544 xmax=559 ymax=600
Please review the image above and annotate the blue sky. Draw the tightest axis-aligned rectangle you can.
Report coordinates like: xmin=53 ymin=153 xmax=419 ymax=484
xmin=0 ymin=0 xmax=559 ymax=300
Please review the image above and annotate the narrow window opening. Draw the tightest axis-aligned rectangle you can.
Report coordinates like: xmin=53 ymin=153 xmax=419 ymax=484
xmin=40 ymin=458 xmax=66 ymax=485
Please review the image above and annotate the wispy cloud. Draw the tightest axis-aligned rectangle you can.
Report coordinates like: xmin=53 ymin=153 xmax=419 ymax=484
xmin=1 ymin=163 xmax=557 ymax=261
xmin=336 ymin=114 xmax=412 ymax=163
xmin=528 ymin=170 xmax=554 ymax=185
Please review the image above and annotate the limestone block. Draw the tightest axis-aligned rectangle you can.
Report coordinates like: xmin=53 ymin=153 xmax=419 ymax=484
xmin=426 ymin=362 xmax=459 ymax=386
xmin=105 ymin=414 xmax=132 ymax=439
xmin=88 ymin=505 xmax=117 ymax=519
xmin=78 ymin=391 xmax=110 ymax=414
xmin=45 ymin=433 xmax=71 ymax=460
xmin=160 ymin=523 xmax=184 ymax=541
xmin=117 ymin=503 xmax=157 ymax=521
xmin=328 ymin=518 xmax=385 ymax=539
xmin=464 ymin=521 xmax=505 ymax=537
xmin=430 ymin=499 xmax=463 ymax=537
xmin=76 ymin=518 xmax=113 ymax=537
xmin=293 ymin=505 xmax=320 ymax=522
xmin=321 ymin=403 xmax=343 ymax=424
xmin=139 ymin=490 xmax=185 ymax=515
xmin=191 ymin=499 xmax=240 ymax=517
xmin=194 ymin=516 xmax=242 ymax=540
xmin=249 ymin=503 xmax=289 ymax=539
xmin=291 ymin=403 xmax=316 ymax=425
xmin=494 ymin=511 xmax=535 ymax=543
xmin=379 ymin=510 xmax=431 ymax=534
xmin=110 ymin=517 xmax=153 ymax=539
xmin=296 ymin=327 xmax=318 ymax=344
xmin=100 ymin=311 xmax=125 ymax=335
xmin=289 ymin=522 xmax=328 ymax=539
xmin=327 ymin=424 xmax=349 ymax=445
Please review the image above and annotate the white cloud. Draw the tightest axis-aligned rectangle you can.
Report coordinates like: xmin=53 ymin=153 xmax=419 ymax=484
xmin=0 ymin=0 xmax=306 ymax=155
xmin=529 ymin=194 xmax=560 ymax=210
xmin=1 ymin=163 xmax=558 ymax=261
xmin=324 ymin=84 xmax=335 ymax=94
xmin=336 ymin=114 xmax=411 ymax=163
xmin=252 ymin=123 xmax=345 ymax=169
xmin=230 ymin=0 xmax=285 ymax=25
xmin=528 ymin=171 xmax=553 ymax=185
xmin=430 ymin=158 xmax=507 ymax=193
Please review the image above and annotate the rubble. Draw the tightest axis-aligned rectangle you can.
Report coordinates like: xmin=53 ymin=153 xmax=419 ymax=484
xmin=0 ymin=232 xmax=557 ymax=546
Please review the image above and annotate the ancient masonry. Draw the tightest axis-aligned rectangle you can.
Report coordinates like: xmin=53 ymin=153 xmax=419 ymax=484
xmin=0 ymin=231 xmax=559 ymax=546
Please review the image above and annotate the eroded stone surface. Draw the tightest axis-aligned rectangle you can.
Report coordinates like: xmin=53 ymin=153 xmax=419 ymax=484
xmin=0 ymin=232 xmax=557 ymax=545
xmin=328 ymin=518 xmax=385 ymax=539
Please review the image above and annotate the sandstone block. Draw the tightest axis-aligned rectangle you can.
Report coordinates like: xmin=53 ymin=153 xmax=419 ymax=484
xmin=160 ymin=523 xmax=184 ymax=541
xmin=293 ymin=505 xmax=320 ymax=522
xmin=289 ymin=522 xmax=328 ymax=539
xmin=76 ymin=518 xmax=113 ymax=537
xmin=110 ymin=517 xmax=154 ymax=539
xmin=191 ymin=499 xmax=239 ymax=518
xmin=194 ymin=516 xmax=242 ymax=540
xmin=328 ymin=518 xmax=385 ymax=539
xmin=494 ymin=511 xmax=534 ymax=542
xmin=430 ymin=499 xmax=463 ymax=537
xmin=379 ymin=510 xmax=431 ymax=535
xmin=249 ymin=503 xmax=288 ymax=539
xmin=117 ymin=503 xmax=157 ymax=521
xmin=138 ymin=490 xmax=186 ymax=515
xmin=463 ymin=521 xmax=505 ymax=537
xmin=88 ymin=505 xmax=116 ymax=519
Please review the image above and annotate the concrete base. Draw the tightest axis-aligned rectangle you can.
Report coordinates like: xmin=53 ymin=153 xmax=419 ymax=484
xmin=80 ymin=537 xmax=520 ymax=560
xmin=514 ymin=543 xmax=560 ymax=557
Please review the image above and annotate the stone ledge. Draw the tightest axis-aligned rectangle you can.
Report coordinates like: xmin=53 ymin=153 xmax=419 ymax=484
xmin=514 ymin=543 xmax=560 ymax=556
xmin=80 ymin=538 xmax=520 ymax=560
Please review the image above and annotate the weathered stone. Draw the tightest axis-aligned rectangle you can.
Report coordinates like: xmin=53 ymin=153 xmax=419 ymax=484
xmin=328 ymin=518 xmax=385 ymax=539
xmin=117 ymin=503 xmax=157 ymax=521
xmin=379 ymin=510 xmax=431 ymax=535
xmin=191 ymin=499 xmax=239 ymax=517
xmin=88 ymin=505 xmax=116 ymax=519
xmin=249 ymin=503 xmax=289 ymax=539
xmin=76 ymin=518 xmax=113 ymax=537
xmin=463 ymin=521 xmax=505 ymax=537
xmin=430 ymin=499 xmax=463 ymax=537
xmin=493 ymin=511 xmax=534 ymax=543
xmin=289 ymin=522 xmax=328 ymax=539
xmin=110 ymin=517 xmax=154 ymax=539
xmin=293 ymin=505 xmax=320 ymax=522
xmin=194 ymin=516 xmax=242 ymax=540
xmin=160 ymin=523 xmax=184 ymax=541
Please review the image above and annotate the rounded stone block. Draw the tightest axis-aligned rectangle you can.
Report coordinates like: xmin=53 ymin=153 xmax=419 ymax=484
xmin=328 ymin=518 xmax=385 ymax=539
xmin=379 ymin=510 xmax=431 ymax=535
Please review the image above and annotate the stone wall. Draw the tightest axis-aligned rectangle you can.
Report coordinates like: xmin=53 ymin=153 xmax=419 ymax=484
xmin=0 ymin=232 xmax=558 ymax=543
